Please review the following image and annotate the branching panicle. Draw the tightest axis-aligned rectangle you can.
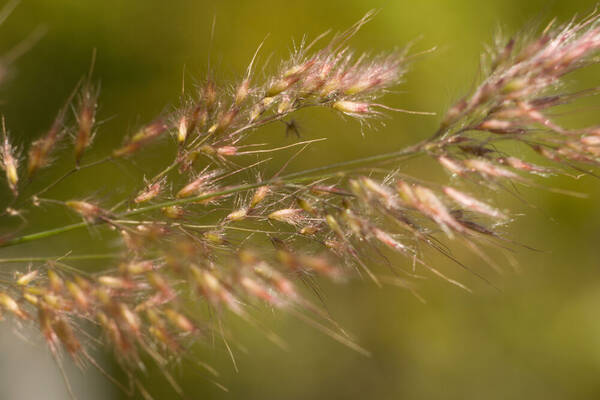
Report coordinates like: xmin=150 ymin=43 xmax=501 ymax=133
xmin=0 ymin=7 xmax=600 ymax=398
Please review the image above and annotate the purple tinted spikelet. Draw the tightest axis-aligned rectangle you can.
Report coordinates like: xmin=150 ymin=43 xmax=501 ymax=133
xmin=134 ymin=180 xmax=163 ymax=204
xmin=27 ymin=105 xmax=69 ymax=176
xmin=1 ymin=120 xmax=18 ymax=196
xmin=74 ymin=80 xmax=99 ymax=164
xmin=113 ymin=119 xmax=168 ymax=157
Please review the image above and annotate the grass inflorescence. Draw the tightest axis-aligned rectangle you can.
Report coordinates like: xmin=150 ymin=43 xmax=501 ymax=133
xmin=1 ymin=4 xmax=600 ymax=398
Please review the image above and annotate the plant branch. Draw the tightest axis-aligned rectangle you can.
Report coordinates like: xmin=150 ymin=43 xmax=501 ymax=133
xmin=0 ymin=138 xmax=431 ymax=249
xmin=0 ymin=253 xmax=120 ymax=263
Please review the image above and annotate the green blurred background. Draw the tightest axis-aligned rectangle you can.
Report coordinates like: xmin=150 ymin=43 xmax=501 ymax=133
xmin=1 ymin=0 xmax=600 ymax=399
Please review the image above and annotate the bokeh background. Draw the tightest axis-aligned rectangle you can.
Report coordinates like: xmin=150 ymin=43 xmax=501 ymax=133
xmin=1 ymin=0 xmax=600 ymax=399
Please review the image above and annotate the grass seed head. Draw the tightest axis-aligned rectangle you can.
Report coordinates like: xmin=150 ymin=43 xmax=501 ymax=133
xmin=134 ymin=181 xmax=163 ymax=203
xmin=66 ymin=200 xmax=105 ymax=222
xmin=162 ymin=205 xmax=185 ymax=219
xmin=16 ymin=270 xmax=39 ymax=286
xmin=1 ymin=127 xmax=19 ymax=195
xmin=66 ymin=280 xmax=90 ymax=310
xmin=164 ymin=308 xmax=195 ymax=334
xmin=74 ymin=82 xmax=98 ymax=163
xmin=113 ymin=119 xmax=168 ymax=157
xmin=268 ymin=208 xmax=305 ymax=225
xmin=250 ymin=186 xmax=270 ymax=208
xmin=0 ymin=292 xmax=29 ymax=319
xmin=235 ymin=78 xmax=251 ymax=106
xmin=333 ymin=100 xmax=370 ymax=116
xmin=176 ymin=114 xmax=189 ymax=144
xmin=53 ymin=317 xmax=81 ymax=357
xmin=227 ymin=207 xmax=248 ymax=221
xmin=443 ymin=186 xmax=506 ymax=220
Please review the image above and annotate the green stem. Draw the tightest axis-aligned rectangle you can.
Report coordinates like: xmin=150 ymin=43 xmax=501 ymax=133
xmin=0 ymin=253 xmax=120 ymax=263
xmin=0 ymin=139 xmax=429 ymax=249
xmin=148 ymin=158 xmax=179 ymax=185
xmin=35 ymin=156 xmax=114 ymax=197
xmin=1 ymin=222 xmax=89 ymax=247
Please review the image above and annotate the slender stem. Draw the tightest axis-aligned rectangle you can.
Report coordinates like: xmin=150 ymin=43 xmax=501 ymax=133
xmin=149 ymin=159 xmax=179 ymax=184
xmin=34 ymin=156 xmax=113 ymax=197
xmin=0 ymin=222 xmax=88 ymax=247
xmin=281 ymin=139 xmax=428 ymax=181
xmin=0 ymin=253 xmax=120 ymax=263
xmin=0 ymin=139 xmax=430 ymax=249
